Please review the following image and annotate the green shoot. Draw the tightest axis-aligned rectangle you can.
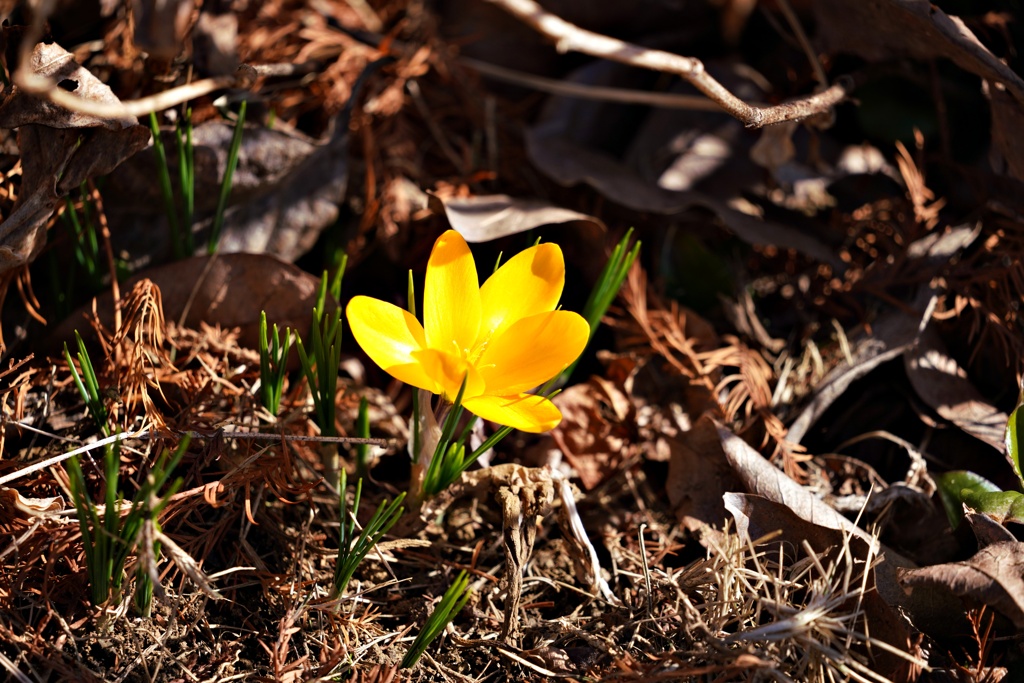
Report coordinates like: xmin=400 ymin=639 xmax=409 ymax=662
xmin=330 ymin=469 xmax=406 ymax=601
xmin=258 ymin=311 xmax=293 ymax=416
xmin=148 ymin=112 xmax=189 ymax=258
xmin=355 ymin=397 xmax=371 ymax=476
xmin=64 ymin=331 xmax=109 ymax=437
xmin=556 ymin=229 xmax=640 ymax=385
xmin=66 ymin=434 xmax=188 ymax=610
xmin=63 ymin=194 xmax=103 ymax=291
xmin=175 ymin=108 xmax=195 ymax=243
xmin=582 ymin=228 xmax=641 ymax=337
xmin=296 ymin=268 xmax=345 ymax=438
xmin=296 ymin=264 xmax=346 ymax=486
xmin=208 ymin=99 xmax=247 ymax=255
xmin=418 ymin=378 xmax=515 ymax=500
xmin=400 ymin=570 xmax=472 ymax=669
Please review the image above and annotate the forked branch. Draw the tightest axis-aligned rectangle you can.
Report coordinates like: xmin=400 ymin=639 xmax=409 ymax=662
xmin=484 ymin=0 xmax=852 ymax=128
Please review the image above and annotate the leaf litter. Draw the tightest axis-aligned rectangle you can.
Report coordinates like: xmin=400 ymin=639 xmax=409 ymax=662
xmin=3 ymin=0 xmax=1024 ymax=680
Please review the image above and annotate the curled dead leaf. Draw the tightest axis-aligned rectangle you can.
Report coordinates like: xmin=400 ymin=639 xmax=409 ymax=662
xmin=0 ymin=41 xmax=150 ymax=277
xmin=427 ymin=192 xmax=604 ymax=243
xmin=0 ymin=486 xmax=63 ymax=519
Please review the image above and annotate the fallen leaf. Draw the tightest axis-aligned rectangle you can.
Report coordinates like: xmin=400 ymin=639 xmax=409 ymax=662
xmin=988 ymin=80 xmax=1024 ymax=181
xmin=812 ymin=1 xmax=1024 ymax=102
xmin=132 ymin=0 xmax=192 ymax=62
xmin=52 ymin=253 xmax=328 ymax=353
xmin=965 ymin=512 xmax=1018 ymax=548
xmin=665 ymin=414 xmax=743 ymax=532
xmin=787 ymin=288 xmax=938 ymax=444
xmin=905 ymin=327 xmax=1008 ymax=454
xmin=428 ymin=193 xmax=604 ymax=243
xmin=0 ymin=41 xmax=150 ymax=277
xmin=899 ymin=541 xmax=1024 ymax=630
xmin=549 ymin=377 xmax=635 ymax=490
xmin=0 ymin=487 xmax=63 ymax=519
xmin=718 ymin=427 xmax=876 ymax=547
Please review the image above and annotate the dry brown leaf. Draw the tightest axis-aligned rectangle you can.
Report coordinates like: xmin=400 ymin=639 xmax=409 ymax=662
xmin=905 ymin=326 xmax=1008 ymax=454
xmin=0 ymin=41 xmax=150 ymax=277
xmin=549 ymin=377 xmax=635 ymax=490
xmin=987 ymin=80 xmax=1024 ymax=181
xmin=965 ymin=511 xmax=1017 ymax=548
xmin=718 ymin=430 xmax=967 ymax=638
xmin=899 ymin=541 xmax=1024 ymax=630
xmin=524 ymin=59 xmax=841 ymax=266
xmin=718 ymin=426 xmax=876 ymax=547
xmin=665 ymin=414 xmax=744 ymax=532
xmin=0 ymin=487 xmax=63 ymax=519
xmin=812 ymin=0 xmax=1024 ymax=181
xmin=427 ymin=193 xmax=605 ymax=243
xmin=52 ymin=253 xmax=327 ymax=353
xmin=787 ymin=288 xmax=938 ymax=445
xmin=132 ymin=0 xmax=193 ymax=62
xmin=527 ymin=127 xmax=840 ymax=266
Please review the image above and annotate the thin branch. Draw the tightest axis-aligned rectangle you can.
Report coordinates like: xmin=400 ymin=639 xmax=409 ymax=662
xmin=483 ymin=0 xmax=852 ymax=128
xmin=461 ymin=57 xmax=721 ymax=110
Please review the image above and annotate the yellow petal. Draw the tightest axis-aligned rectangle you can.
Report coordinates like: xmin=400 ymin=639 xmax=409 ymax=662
xmin=476 ymin=310 xmax=589 ymax=395
xmin=463 ymin=393 xmax=563 ymax=433
xmin=479 ymin=242 xmax=564 ymax=343
xmin=424 ymin=230 xmax=481 ymax=356
xmin=346 ymin=296 xmax=435 ymax=391
xmin=412 ymin=348 xmax=486 ymax=401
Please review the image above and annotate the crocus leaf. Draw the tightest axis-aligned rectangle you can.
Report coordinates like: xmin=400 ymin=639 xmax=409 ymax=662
xmin=936 ymin=470 xmax=1002 ymax=530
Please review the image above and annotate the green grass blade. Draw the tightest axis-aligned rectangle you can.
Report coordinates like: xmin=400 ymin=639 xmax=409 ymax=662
xmin=400 ymin=571 xmax=471 ymax=668
xmin=148 ymin=112 xmax=184 ymax=259
xmin=208 ymin=100 xmax=247 ymax=255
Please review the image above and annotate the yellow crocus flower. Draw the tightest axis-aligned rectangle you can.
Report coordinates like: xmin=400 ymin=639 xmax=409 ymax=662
xmin=346 ymin=230 xmax=589 ymax=433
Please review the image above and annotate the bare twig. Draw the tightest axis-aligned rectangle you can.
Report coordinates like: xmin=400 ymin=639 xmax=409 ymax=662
xmin=461 ymin=57 xmax=721 ymax=111
xmin=483 ymin=0 xmax=852 ymax=127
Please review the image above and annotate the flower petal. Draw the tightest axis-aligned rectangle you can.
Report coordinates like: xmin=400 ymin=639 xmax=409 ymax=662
xmin=424 ymin=230 xmax=481 ymax=356
xmin=463 ymin=393 xmax=563 ymax=433
xmin=346 ymin=296 xmax=435 ymax=391
xmin=476 ymin=310 xmax=589 ymax=395
xmin=412 ymin=348 xmax=486 ymax=401
xmin=479 ymin=242 xmax=564 ymax=343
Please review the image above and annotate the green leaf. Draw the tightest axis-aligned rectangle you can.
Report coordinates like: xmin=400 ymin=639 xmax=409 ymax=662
xmin=936 ymin=470 xmax=1001 ymax=530
xmin=1007 ymin=398 xmax=1023 ymax=489
xmin=961 ymin=489 xmax=1024 ymax=526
